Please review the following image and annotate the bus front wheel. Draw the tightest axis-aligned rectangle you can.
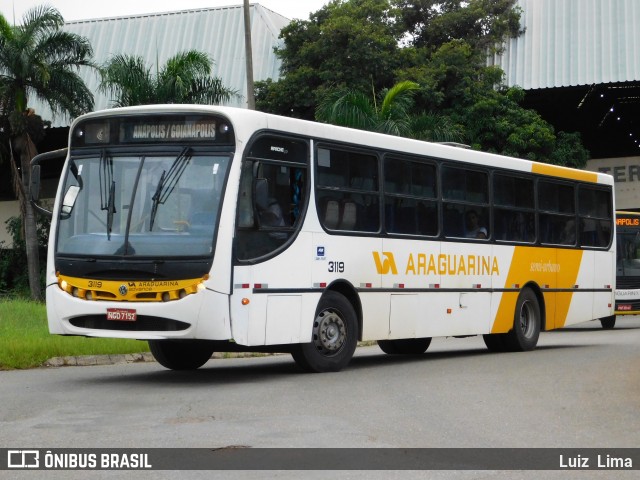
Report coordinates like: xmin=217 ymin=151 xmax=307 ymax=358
xmin=503 ymin=287 xmax=541 ymax=352
xmin=148 ymin=340 xmax=215 ymax=370
xmin=291 ymin=291 xmax=358 ymax=373
xmin=377 ymin=338 xmax=432 ymax=354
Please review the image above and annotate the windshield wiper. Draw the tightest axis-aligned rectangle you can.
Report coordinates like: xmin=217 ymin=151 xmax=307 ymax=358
xmin=99 ymin=150 xmax=116 ymax=239
xmin=149 ymin=147 xmax=191 ymax=231
xmin=106 ymin=180 xmax=116 ymax=240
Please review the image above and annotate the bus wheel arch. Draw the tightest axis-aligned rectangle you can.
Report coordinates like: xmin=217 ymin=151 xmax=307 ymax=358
xmin=291 ymin=285 xmax=359 ymax=373
xmin=503 ymin=284 xmax=542 ymax=352
xmin=325 ymin=280 xmax=363 ymax=341
xmin=484 ymin=282 xmax=544 ymax=353
xmin=148 ymin=340 xmax=215 ymax=370
xmin=524 ymin=281 xmax=546 ymax=332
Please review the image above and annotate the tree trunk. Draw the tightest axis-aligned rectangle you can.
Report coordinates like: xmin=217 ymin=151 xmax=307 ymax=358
xmin=17 ymin=133 xmax=43 ymax=301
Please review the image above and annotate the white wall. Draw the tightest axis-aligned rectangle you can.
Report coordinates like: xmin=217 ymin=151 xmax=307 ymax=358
xmin=0 ymin=201 xmax=20 ymax=246
xmin=586 ymin=156 xmax=640 ymax=210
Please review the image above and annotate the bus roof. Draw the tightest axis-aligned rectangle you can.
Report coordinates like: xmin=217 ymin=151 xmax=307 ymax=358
xmin=72 ymin=105 xmax=614 ymax=186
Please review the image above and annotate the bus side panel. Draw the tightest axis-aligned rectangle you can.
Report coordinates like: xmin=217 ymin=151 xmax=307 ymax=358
xmin=589 ymin=250 xmax=615 ymax=321
xmin=231 ymin=232 xmax=315 ymax=346
xmin=389 ymin=294 xmax=417 ymax=338
xmin=562 ymin=249 xmax=598 ymax=327
xmin=265 ymin=295 xmax=302 ymax=344
xmin=230 ymin=266 xmax=252 ymax=345
xmin=556 ymin=248 xmax=588 ymax=328
xmin=194 ymin=290 xmax=233 ymax=340
xmin=359 ymin=293 xmax=393 ymax=341
xmin=314 ymin=233 xmax=389 ymax=341
xmin=380 ymin=238 xmax=441 ymax=339
xmin=437 ymin=242 xmax=494 ymax=336
xmin=492 ymin=246 xmax=559 ymax=332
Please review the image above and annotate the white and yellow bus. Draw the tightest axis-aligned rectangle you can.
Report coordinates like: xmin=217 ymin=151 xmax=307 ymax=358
xmin=31 ymin=105 xmax=616 ymax=372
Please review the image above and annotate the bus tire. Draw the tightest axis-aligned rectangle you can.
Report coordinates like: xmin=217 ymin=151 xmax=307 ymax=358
xmin=377 ymin=338 xmax=432 ymax=354
xmin=503 ymin=287 xmax=541 ymax=352
xmin=148 ymin=340 xmax=215 ymax=370
xmin=291 ymin=291 xmax=358 ymax=373
xmin=600 ymin=316 xmax=616 ymax=329
xmin=482 ymin=333 xmax=508 ymax=352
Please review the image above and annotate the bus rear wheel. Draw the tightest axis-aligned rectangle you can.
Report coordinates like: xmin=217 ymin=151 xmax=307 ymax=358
xmin=600 ymin=316 xmax=616 ymax=329
xmin=377 ymin=338 xmax=432 ymax=354
xmin=291 ymin=291 xmax=358 ymax=373
xmin=148 ymin=340 xmax=215 ymax=370
xmin=482 ymin=333 xmax=508 ymax=352
xmin=503 ymin=287 xmax=541 ymax=352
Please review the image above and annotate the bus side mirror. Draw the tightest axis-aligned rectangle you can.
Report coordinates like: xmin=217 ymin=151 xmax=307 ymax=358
xmin=31 ymin=165 xmax=41 ymax=202
xmin=30 ymin=148 xmax=68 ymax=218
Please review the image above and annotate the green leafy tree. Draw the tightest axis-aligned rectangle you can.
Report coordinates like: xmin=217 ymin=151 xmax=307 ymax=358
xmin=0 ymin=5 xmax=94 ymax=300
xmin=259 ymin=0 xmax=585 ymax=164
xmin=550 ymin=131 xmax=590 ymax=169
xmin=393 ymin=0 xmax=523 ymax=53
xmin=316 ymin=80 xmax=463 ymax=142
xmin=257 ymin=0 xmax=404 ymax=118
xmin=99 ymin=50 xmax=238 ymax=107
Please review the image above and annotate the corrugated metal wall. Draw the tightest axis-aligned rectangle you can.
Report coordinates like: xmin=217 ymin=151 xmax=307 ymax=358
xmin=491 ymin=0 xmax=640 ymax=89
xmin=37 ymin=4 xmax=289 ymax=126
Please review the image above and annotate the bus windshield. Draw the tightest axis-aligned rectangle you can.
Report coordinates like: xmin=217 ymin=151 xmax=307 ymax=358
xmin=617 ymin=221 xmax=640 ymax=278
xmin=56 ymin=151 xmax=231 ymax=259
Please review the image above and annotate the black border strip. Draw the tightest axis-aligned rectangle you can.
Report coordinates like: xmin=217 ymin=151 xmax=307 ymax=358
xmin=2 ymin=448 xmax=637 ymax=471
xmin=251 ymin=287 xmax=612 ymax=294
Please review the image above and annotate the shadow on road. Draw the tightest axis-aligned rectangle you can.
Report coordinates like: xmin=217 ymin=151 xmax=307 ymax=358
xmin=75 ymin=341 xmax=591 ymax=388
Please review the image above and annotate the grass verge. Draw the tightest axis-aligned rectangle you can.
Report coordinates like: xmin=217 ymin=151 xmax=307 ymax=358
xmin=0 ymin=298 xmax=149 ymax=370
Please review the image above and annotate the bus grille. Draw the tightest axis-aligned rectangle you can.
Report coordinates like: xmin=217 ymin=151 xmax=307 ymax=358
xmin=69 ymin=315 xmax=190 ymax=331
xmin=616 ymin=276 xmax=640 ymax=290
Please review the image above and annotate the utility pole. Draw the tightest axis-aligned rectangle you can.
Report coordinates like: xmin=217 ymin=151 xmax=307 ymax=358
xmin=243 ymin=0 xmax=255 ymax=110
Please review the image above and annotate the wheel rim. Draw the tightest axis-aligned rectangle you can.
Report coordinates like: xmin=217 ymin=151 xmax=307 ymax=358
xmin=313 ymin=308 xmax=347 ymax=355
xmin=519 ymin=299 xmax=536 ymax=338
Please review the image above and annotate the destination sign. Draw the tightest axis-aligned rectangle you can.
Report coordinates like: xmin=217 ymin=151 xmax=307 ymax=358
xmin=72 ymin=114 xmax=234 ymax=147
xmin=129 ymin=122 xmax=217 ymax=141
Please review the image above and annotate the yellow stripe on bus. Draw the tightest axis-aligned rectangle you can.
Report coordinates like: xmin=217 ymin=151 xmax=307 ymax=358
xmin=56 ymin=274 xmax=207 ymax=302
xmin=531 ymin=163 xmax=599 ymax=183
xmin=492 ymin=247 xmax=584 ymax=333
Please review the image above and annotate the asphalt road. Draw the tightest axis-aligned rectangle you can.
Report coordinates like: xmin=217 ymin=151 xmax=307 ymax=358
xmin=1 ymin=318 xmax=639 ymax=479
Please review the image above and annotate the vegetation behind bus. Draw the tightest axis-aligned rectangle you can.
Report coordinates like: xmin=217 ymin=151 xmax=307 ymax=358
xmin=0 ymin=298 xmax=148 ymax=370
xmin=1 ymin=1 xmax=592 ymax=301
xmin=256 ymin=0 xmax=589 ymax=167
xmin=0 ymin=216 xmax=49 ymax=297
xmin=0 ymin=5 xmax=96 ymax=301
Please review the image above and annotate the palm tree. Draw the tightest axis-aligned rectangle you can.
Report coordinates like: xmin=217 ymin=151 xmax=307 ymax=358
xmin=316 ymin=80 xmax=464 ymax=143
xmin=99 ymin=50 xmax=238 ymax=107
xmin=0 ymin=5 xmax=95 ymax=300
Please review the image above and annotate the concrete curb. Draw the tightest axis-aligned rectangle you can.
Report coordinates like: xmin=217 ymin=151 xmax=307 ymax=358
xmin=43 ymin=351 xmax=281 ymax=367
xmin=44 ymin=352 xmax=155 ymax=367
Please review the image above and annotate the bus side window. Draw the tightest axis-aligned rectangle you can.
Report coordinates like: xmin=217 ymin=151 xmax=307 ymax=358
xmin=316 ymin=147 xmax=379 ymax=232
xmin=578 ymin=186 xmax=612 ymax=248
xmin=237 ymin=162 xmax=255 ymax=228
xmin=255 ymin=177 xmax=286 ymax=228
xmin=236 ymin=136 xmax=308 ymax=261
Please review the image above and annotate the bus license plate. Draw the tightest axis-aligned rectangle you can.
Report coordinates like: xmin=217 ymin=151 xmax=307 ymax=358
xmin=106 ymin=308 xmax=137 ymax=322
